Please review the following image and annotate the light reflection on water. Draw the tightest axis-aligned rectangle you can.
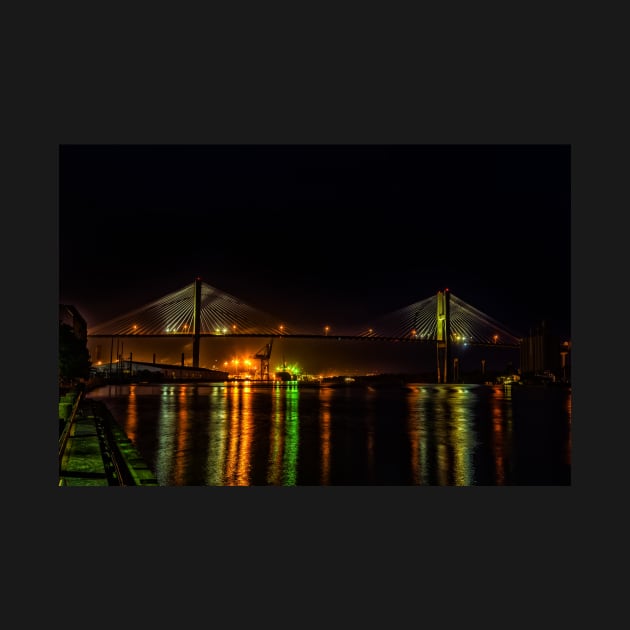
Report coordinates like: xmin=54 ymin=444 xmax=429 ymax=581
xmin=283 ymin=385 xmax=299 ymax=486
xmin=89 ymin=382 xmax=571 ymax=486
xmin=489 ymin=386 xmax=512 ymax=486
xmin=406 ymin=385 xmax=478 ymax=486
xmin=157 ymin=386 xmax=176 ymax=484
xmin=206 ymin=385 xmax=227 ymax=486
xmin=319 ymin=385 xmax=332 ymax=486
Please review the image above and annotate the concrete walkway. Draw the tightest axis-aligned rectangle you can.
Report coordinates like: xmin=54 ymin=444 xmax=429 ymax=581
xmin=59 ymin=397 xmax=159 ymax=487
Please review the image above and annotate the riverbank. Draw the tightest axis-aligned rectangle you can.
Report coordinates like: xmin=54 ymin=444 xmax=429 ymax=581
xmin=58 ymin=389 xmax=158 ymax=486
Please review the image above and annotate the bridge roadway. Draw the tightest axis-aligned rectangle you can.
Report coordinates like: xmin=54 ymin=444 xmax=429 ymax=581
xmin=87 ymin=333 xmax=521 ymax=349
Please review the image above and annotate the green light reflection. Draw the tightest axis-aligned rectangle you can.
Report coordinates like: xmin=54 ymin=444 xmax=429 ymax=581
xmin=282 ymin=383 xmax=299 ymax=486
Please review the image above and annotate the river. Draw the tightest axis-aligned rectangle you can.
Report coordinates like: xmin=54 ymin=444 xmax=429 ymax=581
xmin=87 ymin=381 xmax=571 ymax=486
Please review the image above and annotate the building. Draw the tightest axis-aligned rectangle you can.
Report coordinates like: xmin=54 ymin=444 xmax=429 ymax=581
xmin=91 ymin=359 xmax=228 ymax=382
xmin=59 ymin=304 xmax=87 ymax=342
xmin=520 ymin=320 xmax=570 ymax=382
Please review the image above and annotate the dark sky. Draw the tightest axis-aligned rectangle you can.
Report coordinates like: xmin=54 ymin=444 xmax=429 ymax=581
xmin=59 ymin=144 xmax=571 ymax=342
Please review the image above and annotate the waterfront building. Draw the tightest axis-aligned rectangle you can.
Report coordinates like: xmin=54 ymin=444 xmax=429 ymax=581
xmin=520 ymin=320 xmax=570 ymax=382
xmin=59 ymin=304 xmax=87 ymax=342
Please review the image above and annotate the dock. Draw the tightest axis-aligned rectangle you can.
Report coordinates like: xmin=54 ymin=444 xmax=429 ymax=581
xmin=58 ymin=391 xmax=158 ymax=487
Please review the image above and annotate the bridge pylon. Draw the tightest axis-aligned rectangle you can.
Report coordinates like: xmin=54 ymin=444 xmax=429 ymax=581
xmin=436 ymin=289 xmax=451 ymax=383
xmin=192 ymin=277 xmax=202 ymax=368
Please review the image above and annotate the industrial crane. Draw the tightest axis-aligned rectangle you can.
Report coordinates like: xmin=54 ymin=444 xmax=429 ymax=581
xmin=252 ymin=338 xmax=274 ymax=380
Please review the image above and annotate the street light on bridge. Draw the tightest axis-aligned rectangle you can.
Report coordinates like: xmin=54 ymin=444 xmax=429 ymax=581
xmin=324 ymin=325 xmax=330 ymax=336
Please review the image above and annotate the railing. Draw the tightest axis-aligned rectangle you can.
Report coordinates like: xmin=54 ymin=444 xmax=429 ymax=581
xmin=58 ymin=389 xmax=84 ymax=479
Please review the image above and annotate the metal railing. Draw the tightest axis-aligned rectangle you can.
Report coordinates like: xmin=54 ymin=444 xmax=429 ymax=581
xmin=58 ymin=390 xmax=84 ymax=478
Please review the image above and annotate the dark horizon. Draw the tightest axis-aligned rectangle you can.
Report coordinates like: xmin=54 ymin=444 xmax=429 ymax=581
xmin=84 ymin=335 xmax=522 ymax=379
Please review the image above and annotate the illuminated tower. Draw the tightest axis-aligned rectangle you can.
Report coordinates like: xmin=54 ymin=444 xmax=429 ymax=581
xmin=436 ymin=289 xmax=451 ymax=383
xmin=192 ymin=277 xmax=202 ymax=368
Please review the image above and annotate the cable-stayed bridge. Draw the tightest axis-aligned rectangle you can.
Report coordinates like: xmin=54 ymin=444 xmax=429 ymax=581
xmin=87 ymin=279 xmax=522 ymax=383
xmin=87 ymin=279 xmax=521 ymax=344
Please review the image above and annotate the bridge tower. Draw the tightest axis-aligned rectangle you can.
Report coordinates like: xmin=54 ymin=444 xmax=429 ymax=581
xmin=436 ymin=289 xmax=451 ymax=383
xmin=192 ymin=277 xmax=202 ymax=368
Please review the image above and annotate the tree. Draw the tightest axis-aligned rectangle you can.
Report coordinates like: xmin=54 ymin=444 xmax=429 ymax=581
xmin=59 ymin=322 xmax=91 ymax=385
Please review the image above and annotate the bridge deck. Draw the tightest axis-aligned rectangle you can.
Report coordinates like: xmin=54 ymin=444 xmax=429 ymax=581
xmin=87 ymin=332 xmax=520 ymax=349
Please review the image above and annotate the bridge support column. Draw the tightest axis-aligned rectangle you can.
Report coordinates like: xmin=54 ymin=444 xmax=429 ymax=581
xmin=436 ymin=289 xmax=451 ymax=383
xmin=192 ymin=277 xmax=202 ymax=368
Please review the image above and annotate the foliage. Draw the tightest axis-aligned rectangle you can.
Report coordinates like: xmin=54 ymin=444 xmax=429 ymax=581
xmin=59 ymin=323 xmax=91 ymax=383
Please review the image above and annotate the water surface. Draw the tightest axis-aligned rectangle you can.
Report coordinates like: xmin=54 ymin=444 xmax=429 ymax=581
xmin=88 ymin=382 xmax=571 ymax=486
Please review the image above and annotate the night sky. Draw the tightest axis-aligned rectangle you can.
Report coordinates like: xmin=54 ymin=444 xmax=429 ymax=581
xmin=59 ymin=144 xmax=570 ymax=373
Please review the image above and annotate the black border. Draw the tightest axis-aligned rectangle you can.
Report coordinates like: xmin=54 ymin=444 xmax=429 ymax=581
xmin=15 ymin=5 xmax=611 ymax=605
